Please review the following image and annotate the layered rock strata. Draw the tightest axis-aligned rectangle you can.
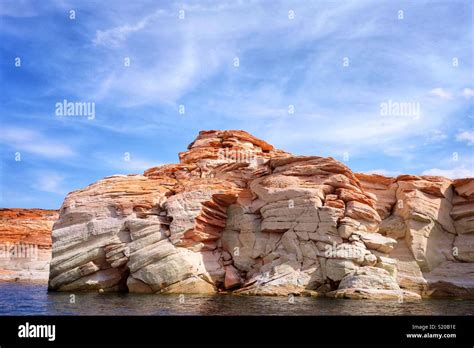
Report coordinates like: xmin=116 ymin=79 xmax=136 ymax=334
xmin=47 ymin=130 xmax=474 ymax=299
xmin=0 ymin=209 xmax=58 ymax=282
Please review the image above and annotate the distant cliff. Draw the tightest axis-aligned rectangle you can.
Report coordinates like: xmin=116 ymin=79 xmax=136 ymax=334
xmin=0 ymin=209 xmax=58 ymax=282
xmin=43 ymin=130 xmax=473 ymax=299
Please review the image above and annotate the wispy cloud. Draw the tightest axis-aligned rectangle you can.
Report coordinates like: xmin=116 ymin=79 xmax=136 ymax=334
xmin=429 ymin=88 xmax=452 ymax=100
xmin=422 ymin=154 xmax=474 ymax=179
xmin=1 ymin=127 xmax=75 ymax=158
xmin=361 ymin=169 xmax=402 ymax=177
xmin=422 ymin=167 xmax=473 ymax=179
xmin=456 ymin=131 xmax=474 ymax=145
xmin=424 ymin=130 xmax=447 ymax=144
xmin=93 ymin=10 xmax=166 ymax=47
xmin=95 ymin=153 xmax=161 ymax=173
xmin=33 ymin=171 xmax=67 ymax=194
xmin=462 ymin=88 xmax=474 ymax=99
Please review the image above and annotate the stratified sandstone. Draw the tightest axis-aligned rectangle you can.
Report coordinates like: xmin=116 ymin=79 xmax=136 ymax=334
xmin=47 ymin=130 xmax=473 ymax=299
xmin=0 ymin=209 xmax=58 ymax=282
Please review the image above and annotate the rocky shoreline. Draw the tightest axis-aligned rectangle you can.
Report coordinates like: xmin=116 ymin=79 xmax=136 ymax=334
xmin=2 ymin=130 xmax=473 ymax=300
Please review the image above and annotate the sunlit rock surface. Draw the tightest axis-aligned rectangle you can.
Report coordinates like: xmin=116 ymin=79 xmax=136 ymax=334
xmin=45 ymin=130 xmax=473 ymax=299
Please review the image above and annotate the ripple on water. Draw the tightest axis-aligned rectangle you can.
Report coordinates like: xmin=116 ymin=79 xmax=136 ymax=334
xmin=0 ymin=283 xmax=473 ymax=316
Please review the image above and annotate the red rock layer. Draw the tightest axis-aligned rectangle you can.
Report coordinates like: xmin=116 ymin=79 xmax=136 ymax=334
xmin=0 ymin=209 xmax=58 ymax=248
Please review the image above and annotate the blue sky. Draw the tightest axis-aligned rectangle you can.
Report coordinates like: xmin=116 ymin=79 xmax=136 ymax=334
xmin=0 ymin=0 xmax=473 ymax=209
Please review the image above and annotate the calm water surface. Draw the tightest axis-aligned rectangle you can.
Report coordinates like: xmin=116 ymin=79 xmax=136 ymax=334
xmin=1 ymin=283 xmax=473 ymax=315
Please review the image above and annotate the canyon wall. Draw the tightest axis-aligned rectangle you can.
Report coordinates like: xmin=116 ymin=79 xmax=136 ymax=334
xmin=46 ymin=130 xmax=474 ymax=299
xmin=0 ymin=209 xmax=58 ymax=282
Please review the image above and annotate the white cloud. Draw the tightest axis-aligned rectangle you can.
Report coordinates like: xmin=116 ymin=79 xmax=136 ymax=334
xmin=462 ymin=88 xmax=474 ymax=99
xmin=93 ymin=10 xmax=166 ymax=47
xmin=424 ymin=130 xmax=447 ymax=144
xmin=121 ymin=159 xmax=162 ymax=172
xmin=34 ymin=172 xmax=67 ymax=194
xmin=361 ymin=169 xmax=402 ymax=177
xmin=1 ymin=127 xmax=75 ymax=158
xmin=421 ymin=153 xmax=473 ymax=179
xmin=100 ymin=41 xmax=207 ymax=106
xmin=456 ymin=131 xmax=474 ymax=145
xmin=429 ymin=88 xmax=452 ymax=100
xmin=90 ymin=13 xmax=229 ymax=105
xmin=86 ymin=1 xmax=375 ymax=107
xmin=97 ymin=154 xmax=161 ymax=173
xmin=422 ymin=167 xmax=473 ymax=179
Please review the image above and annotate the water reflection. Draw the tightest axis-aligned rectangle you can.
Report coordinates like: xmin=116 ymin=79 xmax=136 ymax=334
xmin=0 ymin=283 xmax=473 ymax=316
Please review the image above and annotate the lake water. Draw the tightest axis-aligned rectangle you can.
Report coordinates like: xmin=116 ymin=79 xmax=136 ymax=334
xmin=1 ymin=283 xmax=473 ymax=316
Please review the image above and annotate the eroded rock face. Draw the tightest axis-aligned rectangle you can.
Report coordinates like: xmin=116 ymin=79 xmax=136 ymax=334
xmin=47 ymin=130 xmax=474 ymax=299
xmin=360 ymin=174 xmax=474 ymax=298
xmin=0 ymin=209 xmax=58 ymax=282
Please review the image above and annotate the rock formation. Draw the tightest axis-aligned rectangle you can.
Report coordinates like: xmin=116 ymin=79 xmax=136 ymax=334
xmin=47 ymin=130 xmax=474 ymax=300
xmin=0 ymin=209 xmax=58 ymax=282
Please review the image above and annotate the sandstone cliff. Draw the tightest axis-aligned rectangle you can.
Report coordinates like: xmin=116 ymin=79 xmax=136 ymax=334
xmin=0 ymin=209 xmax=58 ymax=282
xmin=47 ymin=130 xmax=474 ymax=300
